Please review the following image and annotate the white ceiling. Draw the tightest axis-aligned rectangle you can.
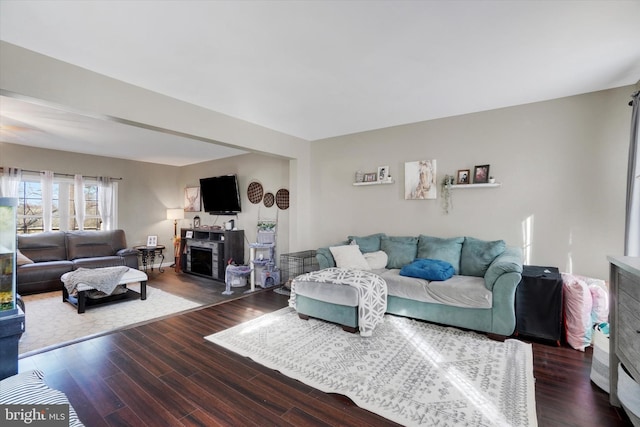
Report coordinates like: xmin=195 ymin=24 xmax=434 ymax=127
xmin=1 ymin=0 xmax=639 ymax=166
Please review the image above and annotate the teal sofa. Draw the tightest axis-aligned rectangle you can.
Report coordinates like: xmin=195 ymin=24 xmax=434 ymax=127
xmin=294 ymin=233 xmax=523 ymax=337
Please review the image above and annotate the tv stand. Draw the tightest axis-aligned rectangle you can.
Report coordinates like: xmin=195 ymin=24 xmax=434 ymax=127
xmin=180 ymin=228 xmax=244 ymax=281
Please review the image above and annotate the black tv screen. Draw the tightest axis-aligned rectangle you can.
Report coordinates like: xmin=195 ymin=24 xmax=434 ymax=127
xmin=200 ymin=175 xmax=242 ymax=215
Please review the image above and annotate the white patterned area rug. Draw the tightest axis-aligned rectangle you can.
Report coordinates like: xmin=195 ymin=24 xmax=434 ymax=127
xmin=20 ymin=284 xmax=201 ymax=355
xmin=206 ymin=307 xmax=537 ymax=427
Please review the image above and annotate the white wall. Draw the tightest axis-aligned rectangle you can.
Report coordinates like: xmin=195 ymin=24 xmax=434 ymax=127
xmin=309 ymin=86 xmax=634 ymax=279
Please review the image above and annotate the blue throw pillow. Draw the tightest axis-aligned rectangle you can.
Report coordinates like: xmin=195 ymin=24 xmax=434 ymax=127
xmin=400 ymin=258 xmax=455 ymax=281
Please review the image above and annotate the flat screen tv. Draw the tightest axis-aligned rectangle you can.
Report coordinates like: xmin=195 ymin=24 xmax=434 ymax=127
xmin=200 ymin=174 xmax=242 ymax=215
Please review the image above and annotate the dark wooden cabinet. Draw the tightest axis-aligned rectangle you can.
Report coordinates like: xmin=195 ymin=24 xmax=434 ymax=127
xmin=608 ymin=256 xmax=640 ymax=424
xmin=180 ymin=228 xmax=244 ymax=281
xmin=514 ymin=265 xmax=563 ymax=345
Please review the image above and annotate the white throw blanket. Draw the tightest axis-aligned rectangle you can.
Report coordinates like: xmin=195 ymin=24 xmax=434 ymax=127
xmin=289 ymin=267 xmax=387 ymax=337
xmin=62 ymin=266 xmax=130 ymax=296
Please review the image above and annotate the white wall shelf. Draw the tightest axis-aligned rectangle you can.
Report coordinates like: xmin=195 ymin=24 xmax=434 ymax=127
xmin=450 ymin=183 xmax=501 ymax=189
xmin=353 ymin=179 xmax=395 ymax=186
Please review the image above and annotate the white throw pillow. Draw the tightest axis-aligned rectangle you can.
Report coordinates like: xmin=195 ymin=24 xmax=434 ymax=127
xmin=364 ymin=250 xmax=388 ymax=269
xmin=329 ymin=245 xmax=371 ymax=270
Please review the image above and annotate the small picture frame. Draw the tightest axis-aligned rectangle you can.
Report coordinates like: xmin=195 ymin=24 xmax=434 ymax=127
xmin=473 ymin=165 xmax=490 ymax=184
xmin=457 ymin=169 xmax=470 ymax=184
xmin=146 ymin=235 xmax=158 ymax=247
xmin=185 ymin=230 xmax=193 ymax=239
xmin=377 ymin=165 xmax=389 ymax=181
xmin=363 ymin=172 xmax=377 ymax=182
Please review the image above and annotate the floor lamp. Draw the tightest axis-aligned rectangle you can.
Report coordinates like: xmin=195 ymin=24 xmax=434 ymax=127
xmin=166 ymin=208 xmax=184 ymax=269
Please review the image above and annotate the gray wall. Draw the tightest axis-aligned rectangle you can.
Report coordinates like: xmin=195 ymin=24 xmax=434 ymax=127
xmin=309 ymin=86 xmax=634 ymax=279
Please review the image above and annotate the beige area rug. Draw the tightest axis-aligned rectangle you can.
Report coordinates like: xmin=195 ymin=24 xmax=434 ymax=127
xmin=19 ymin=283 xmax=201 ymax=355
xmin=206 ymin=307 xmax=538 ymax=427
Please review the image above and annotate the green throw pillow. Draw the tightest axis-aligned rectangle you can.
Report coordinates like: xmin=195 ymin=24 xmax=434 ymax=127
xmin=460 ymin=237 xmax=506 ymax=277
xmin=417 ymin=235 xmax=464 ymax=274
xmin=347 ymin=233 xmax=386 ymax=253
xmin=380 ymin=236 xmax=418 ymax=269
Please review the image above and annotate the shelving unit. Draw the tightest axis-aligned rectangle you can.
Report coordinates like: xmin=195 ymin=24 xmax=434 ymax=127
xmin=450 ymin=183 xmax=501 ymax=189
xmin=353 ymin=179 xmax=395 ymax=186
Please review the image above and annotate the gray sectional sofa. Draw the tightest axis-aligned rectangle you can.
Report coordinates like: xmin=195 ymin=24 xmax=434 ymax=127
xmin=294 ymin=233 xmax=524 ymax=337
xmin=17 ymin=230 xmax=139 ymax=295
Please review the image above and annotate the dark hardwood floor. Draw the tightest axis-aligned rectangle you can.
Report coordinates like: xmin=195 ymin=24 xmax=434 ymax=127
xmin=17 ymin=270 xmax=632 ymax=426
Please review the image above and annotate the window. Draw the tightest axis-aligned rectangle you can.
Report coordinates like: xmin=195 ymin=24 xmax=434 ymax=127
xmin=16 ymin=176 xmax=113 ymax=234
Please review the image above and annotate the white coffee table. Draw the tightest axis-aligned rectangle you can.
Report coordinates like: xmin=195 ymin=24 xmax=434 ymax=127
xmin=61 ymin=269 xmax=148 ymax=313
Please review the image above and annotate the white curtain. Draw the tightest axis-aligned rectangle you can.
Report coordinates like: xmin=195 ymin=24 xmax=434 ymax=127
xmin=98 ymin=176 xmax=114 ymax=230
xmin=74 ymin=174 xmax=85 ymax=231
xmin=0 ymin=167 xmax=22 ymax=197
xmin=625 ymin=91 xmax=640 ymax=256
xmin=40 ymin=170 xmax=54 ymax=232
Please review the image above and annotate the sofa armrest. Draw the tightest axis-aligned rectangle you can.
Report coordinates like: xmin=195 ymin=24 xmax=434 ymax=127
xmin=116 ymin=248 xmax=140 ymax=257
xmin=316 ymin=241 xmax=349 ymax=270
xmin=484 ymin=246 xmax=523 ymax=291
xmin=316 ymin=247 xmax=336 ymax=270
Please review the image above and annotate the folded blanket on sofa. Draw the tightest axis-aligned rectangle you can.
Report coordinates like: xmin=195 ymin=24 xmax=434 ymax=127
xmin=62 ymin=266 xmax=130 ymax=295
xmin=399 ymin=258 xmax=455 ymax=281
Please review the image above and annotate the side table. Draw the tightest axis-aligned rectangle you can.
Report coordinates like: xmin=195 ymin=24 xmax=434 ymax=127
xmin=514 ymin=265 xmax=563 ymax=345
xmin=134 ymin=245 xmax=166 ymax=273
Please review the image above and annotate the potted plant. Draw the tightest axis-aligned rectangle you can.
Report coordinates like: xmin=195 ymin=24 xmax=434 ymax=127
xmin=441 ymin=175 xmax=455 ymax=214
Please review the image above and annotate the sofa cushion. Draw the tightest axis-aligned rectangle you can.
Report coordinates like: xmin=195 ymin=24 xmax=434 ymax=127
xmin=17 ymin=260 xmax=74 ymax=284
xmin=380 ymin=269 xmax=492 ymax=309
xmin=72 ymin=256 xmax=126 ymax=270
xmin=16 ymin=249 xmax=34 ymax=266
xmin=417 ymin=235 xmax=464 ymax=274
xmin=329 ymin=245 xmax=371 ymax=270
xmin=347 ymin=233 xmax=386 ymax=253
xmin=460 ymin=237 xmax=506 ymax=277
xmin=363 ymin=250 xmax=388 ymax=269
xmin=380 ymin=236 xmax=418 ymax=269
xmin=400 ymin=258 xmax=455 ymax=281
xmin=17 ymin=231 xmax=67 ymax=262
xmin=66 ymin=230 xmax=128 ymax=260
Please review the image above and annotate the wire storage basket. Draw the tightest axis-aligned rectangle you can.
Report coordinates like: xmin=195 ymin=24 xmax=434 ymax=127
xmin=279 ymin=250 xmax=319 ymax=286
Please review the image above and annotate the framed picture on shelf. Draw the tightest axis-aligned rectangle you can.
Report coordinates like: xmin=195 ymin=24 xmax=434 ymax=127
xmin=457 ymin=169 xmax=470 ymax=184
xmin=185 ymin=231 xmax=193 ymax=238
xmin=363 ymin=172 xmax=377 ymax=182
xmin=377 ymin=165 xmax=389 ymax=181
xmin=146 ymin=235 xmax=158 ymax=247
xmin=473 ymin=164 xmax=490 ymax=184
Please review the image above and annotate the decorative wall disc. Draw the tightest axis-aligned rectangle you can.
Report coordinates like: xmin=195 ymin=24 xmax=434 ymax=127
xmin=263 ymin=192 xmax=275 ymax=207
xmin=247 ymin=181 xmax=264 ymax=204
xmin=276 ymin=188 xmax=289 ymax=210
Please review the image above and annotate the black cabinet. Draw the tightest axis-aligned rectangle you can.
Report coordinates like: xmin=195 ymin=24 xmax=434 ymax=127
xmin=515 ymin=265 xmax=563 ymax=345
xmin=181 ymin=229 xmax=244 ymax=281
